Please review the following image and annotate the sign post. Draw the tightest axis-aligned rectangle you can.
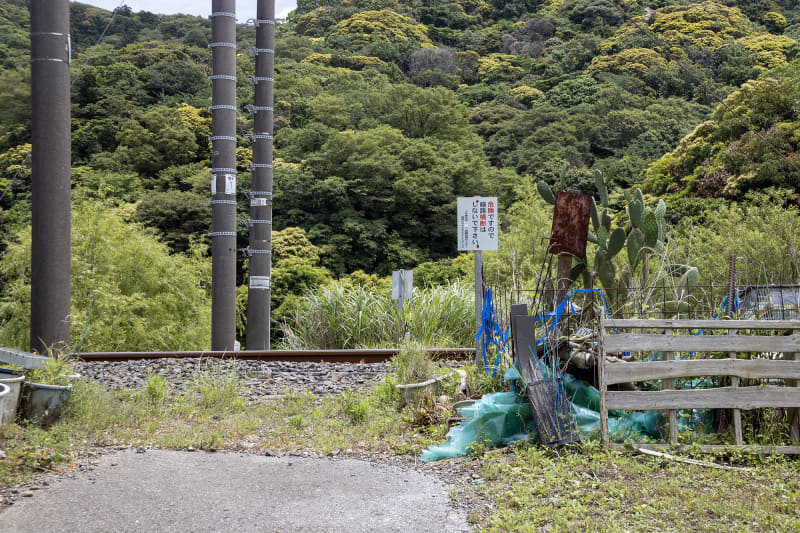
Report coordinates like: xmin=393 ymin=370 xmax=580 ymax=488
xmin=457 ymin=197 xmax=499 ymax=370
xmin=391 ymin=269 xmax=414 ymax=338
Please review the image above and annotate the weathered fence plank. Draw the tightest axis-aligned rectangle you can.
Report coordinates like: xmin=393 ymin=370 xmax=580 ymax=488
xmin=600 ymin=316 xmax=800 ymax=453
xmin=606 ymin=386 xmax=800 ymax=410
xmin=604 ymin=333 xmax=800 ymax=354
xmin=604 ymin=319 xmax=800 ymax=330
xmin=604 ymin=359 xmax=800 ymax=384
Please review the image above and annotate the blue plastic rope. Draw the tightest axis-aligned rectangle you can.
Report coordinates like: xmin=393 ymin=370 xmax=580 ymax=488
xmin=475 ymin=288 xmax=511 ymax=376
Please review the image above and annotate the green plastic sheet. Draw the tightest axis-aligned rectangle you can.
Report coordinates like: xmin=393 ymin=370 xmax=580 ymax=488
xmin=421 ymin=372 xmax=713 ymax=462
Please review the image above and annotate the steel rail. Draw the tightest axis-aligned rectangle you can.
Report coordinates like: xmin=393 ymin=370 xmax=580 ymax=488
xmin=77 ymin=348 xmax=475 ymax=364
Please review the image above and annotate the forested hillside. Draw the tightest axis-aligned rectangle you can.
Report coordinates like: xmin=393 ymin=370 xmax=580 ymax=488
xmin=1 ymin=0 xmax=800 ymax=349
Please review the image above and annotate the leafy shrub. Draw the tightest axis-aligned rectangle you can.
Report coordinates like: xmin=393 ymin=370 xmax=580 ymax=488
xmin=0 ymin=199 xmax=211 ymax=352
xmin=142 ymin=372 xmax=169 ymax=405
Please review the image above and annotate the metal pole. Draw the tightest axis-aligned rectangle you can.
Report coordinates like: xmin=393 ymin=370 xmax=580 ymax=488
xmin=245 ymin=0 xmax=275 ymax=350
xmin=475 ymin=250 xmax=483 ymax=370
xmin=30 ymin=0 xmax=71 ymax=354
xmin=210 ymin=1 xmax=237 ymax=350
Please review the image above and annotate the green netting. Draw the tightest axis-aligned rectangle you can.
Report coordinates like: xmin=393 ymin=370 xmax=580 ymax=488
xmin=420 ymin=392 xmax=535 ymax=462
xmin=421 ymin=372 xmax=713 ymax=462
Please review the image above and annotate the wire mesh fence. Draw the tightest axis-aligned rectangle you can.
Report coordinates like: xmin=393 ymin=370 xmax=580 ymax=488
xmin=482 ymin=282 xmax=800 ymax=328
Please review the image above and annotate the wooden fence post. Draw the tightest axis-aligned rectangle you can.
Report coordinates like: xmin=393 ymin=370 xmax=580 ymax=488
xmin=729 ymin=326 xmax=743 ymax=446
xmin=791 ymin=327 xmax=800 ymax=444
xmin=662 ymin=349 xmax=678 ymax=444
xmin=599 ymin=314 xmax=608 ymax=447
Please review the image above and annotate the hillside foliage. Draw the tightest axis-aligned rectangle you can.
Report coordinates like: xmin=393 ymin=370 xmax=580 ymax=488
xmin=1 ymin=0 xmax=800 ymax=348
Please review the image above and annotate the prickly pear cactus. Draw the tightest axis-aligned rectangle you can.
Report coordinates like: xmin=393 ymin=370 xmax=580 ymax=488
xmin=537 ymin=180 xmax=555 ymax=205
xmin=534 ymin=168 xmax=682 ymax=308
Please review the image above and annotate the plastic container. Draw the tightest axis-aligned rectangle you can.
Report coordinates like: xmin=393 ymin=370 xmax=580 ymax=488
xmin=0 ymin=367 xmax=24 ymax=426
xmin=0 ymin=383 xmax=9 ymax=426
xmin=20 ymin=381 xmax=72 ymax=427
xmin=396 ymin=369 xmax=465 ymax=405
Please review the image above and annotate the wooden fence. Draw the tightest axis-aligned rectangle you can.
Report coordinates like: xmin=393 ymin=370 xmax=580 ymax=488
xmin=599 ymin=318 xmax=800 ymax=454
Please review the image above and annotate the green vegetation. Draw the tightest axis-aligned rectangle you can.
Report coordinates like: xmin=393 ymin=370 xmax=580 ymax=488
xmin=1 ymin=368 xmax=797 ymax=531
xmin=280 ymin=281 xmax=474 ymax=349
xmin=477 ymin=441 xmax=800 ymax=531
xmin=0 ymin=2 xmax=798 ymax=528
xmin=0 ymin=200 xmax=211 ymax=352
xmin=1 ymin=0 xmax=799 ymax=347
xmin=24 ymin=348 xmax=79 ymax=386
xmin=390 ymin=340 xmax=436 ymax=384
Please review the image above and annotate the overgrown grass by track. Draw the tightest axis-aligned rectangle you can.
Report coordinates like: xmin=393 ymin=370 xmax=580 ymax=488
xmin=1 ymin=370 xmax=798 ymax=532
xmin=0 ymin=373 xmax=447 ymax=486
xmin=474 ymin=441 xmax=800 ymax=532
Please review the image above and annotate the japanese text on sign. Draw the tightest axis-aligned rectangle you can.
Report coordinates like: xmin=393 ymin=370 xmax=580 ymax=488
xmin=457 ymin=197 xmax=499 ymax=251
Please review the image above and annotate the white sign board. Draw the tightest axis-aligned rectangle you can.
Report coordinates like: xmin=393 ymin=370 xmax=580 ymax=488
xmin=211 ymin=174 xmax=237 ymax=195
xmin=457 ymin=197 xmax=499 ymax=251
xmin=249 ymin=275 xmax=271 ymax=290
xmin=391 ymin=270 xmax=413 ymax=300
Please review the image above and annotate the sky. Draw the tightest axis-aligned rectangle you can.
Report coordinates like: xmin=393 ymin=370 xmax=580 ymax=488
xmin=79 ymin=1 xmax=297 ymax=23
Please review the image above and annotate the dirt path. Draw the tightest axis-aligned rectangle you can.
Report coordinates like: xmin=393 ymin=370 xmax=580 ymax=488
xmin=0 ymin=448 xmax=470 ymax=532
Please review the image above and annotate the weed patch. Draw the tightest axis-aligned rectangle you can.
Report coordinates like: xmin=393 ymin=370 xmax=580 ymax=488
xmin=1 ymin=375 xmax=797 ymax=533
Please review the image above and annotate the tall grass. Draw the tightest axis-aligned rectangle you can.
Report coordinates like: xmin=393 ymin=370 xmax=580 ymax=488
xmin=279 ymin=281 xmax=473 ymax=348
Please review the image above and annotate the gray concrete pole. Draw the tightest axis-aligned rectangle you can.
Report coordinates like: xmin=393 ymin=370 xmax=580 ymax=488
xmin=30 ymin=0 xmax=71 ymax=354
xmin=210 ymin=1 xmax=237 ymax=350
xmin=245 ymin=0 xmax=275 ymax=350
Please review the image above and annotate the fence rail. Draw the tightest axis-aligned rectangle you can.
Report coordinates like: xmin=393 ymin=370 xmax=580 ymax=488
xmin=599 ymin=317 xmax=800 ymax=454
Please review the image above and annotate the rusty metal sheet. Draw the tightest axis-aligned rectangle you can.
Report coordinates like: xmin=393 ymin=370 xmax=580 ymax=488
xmin=548 ymin=191 xmax=591 ymax=258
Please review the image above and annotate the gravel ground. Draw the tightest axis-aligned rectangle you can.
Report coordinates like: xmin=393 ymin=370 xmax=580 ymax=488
xmin=76 ymin=358 xmax=397 ymax=398
xmin=2 ymin=358 xmax=496 ymax=527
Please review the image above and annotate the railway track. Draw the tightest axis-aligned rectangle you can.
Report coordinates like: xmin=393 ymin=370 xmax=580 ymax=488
xmin=78 ymin=348 xmax=475 ymax=364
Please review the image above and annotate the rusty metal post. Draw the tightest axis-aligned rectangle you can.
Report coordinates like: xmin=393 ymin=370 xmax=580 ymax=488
xmin=548 ymin=191 xmax=591 ymax=336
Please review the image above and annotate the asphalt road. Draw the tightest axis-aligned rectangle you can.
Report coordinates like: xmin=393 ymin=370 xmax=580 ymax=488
xmin=0 ymin=449 xmax=470 ymax=532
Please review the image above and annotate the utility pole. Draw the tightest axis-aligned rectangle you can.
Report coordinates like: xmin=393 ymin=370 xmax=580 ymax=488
xmin=210 ymin=1 xmax=237 ymax=350
xmin=30 ymin=0 xmax=71 ymax=355
xmin=245 ymin=0 xmax=275 ymax=350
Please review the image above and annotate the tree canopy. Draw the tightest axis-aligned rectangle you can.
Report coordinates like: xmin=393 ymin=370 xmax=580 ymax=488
xmin=1 ymin=0 xmax=800 ymax=346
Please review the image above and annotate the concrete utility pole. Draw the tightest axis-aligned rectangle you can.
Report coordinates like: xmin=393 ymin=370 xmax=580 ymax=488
xmin=210 ymin=1 xmax=238 ymax=350
xmin=30 ymin=0 xmax=71 ymax=354
xmin=245 ymin=0 xmax=275 ymax=350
